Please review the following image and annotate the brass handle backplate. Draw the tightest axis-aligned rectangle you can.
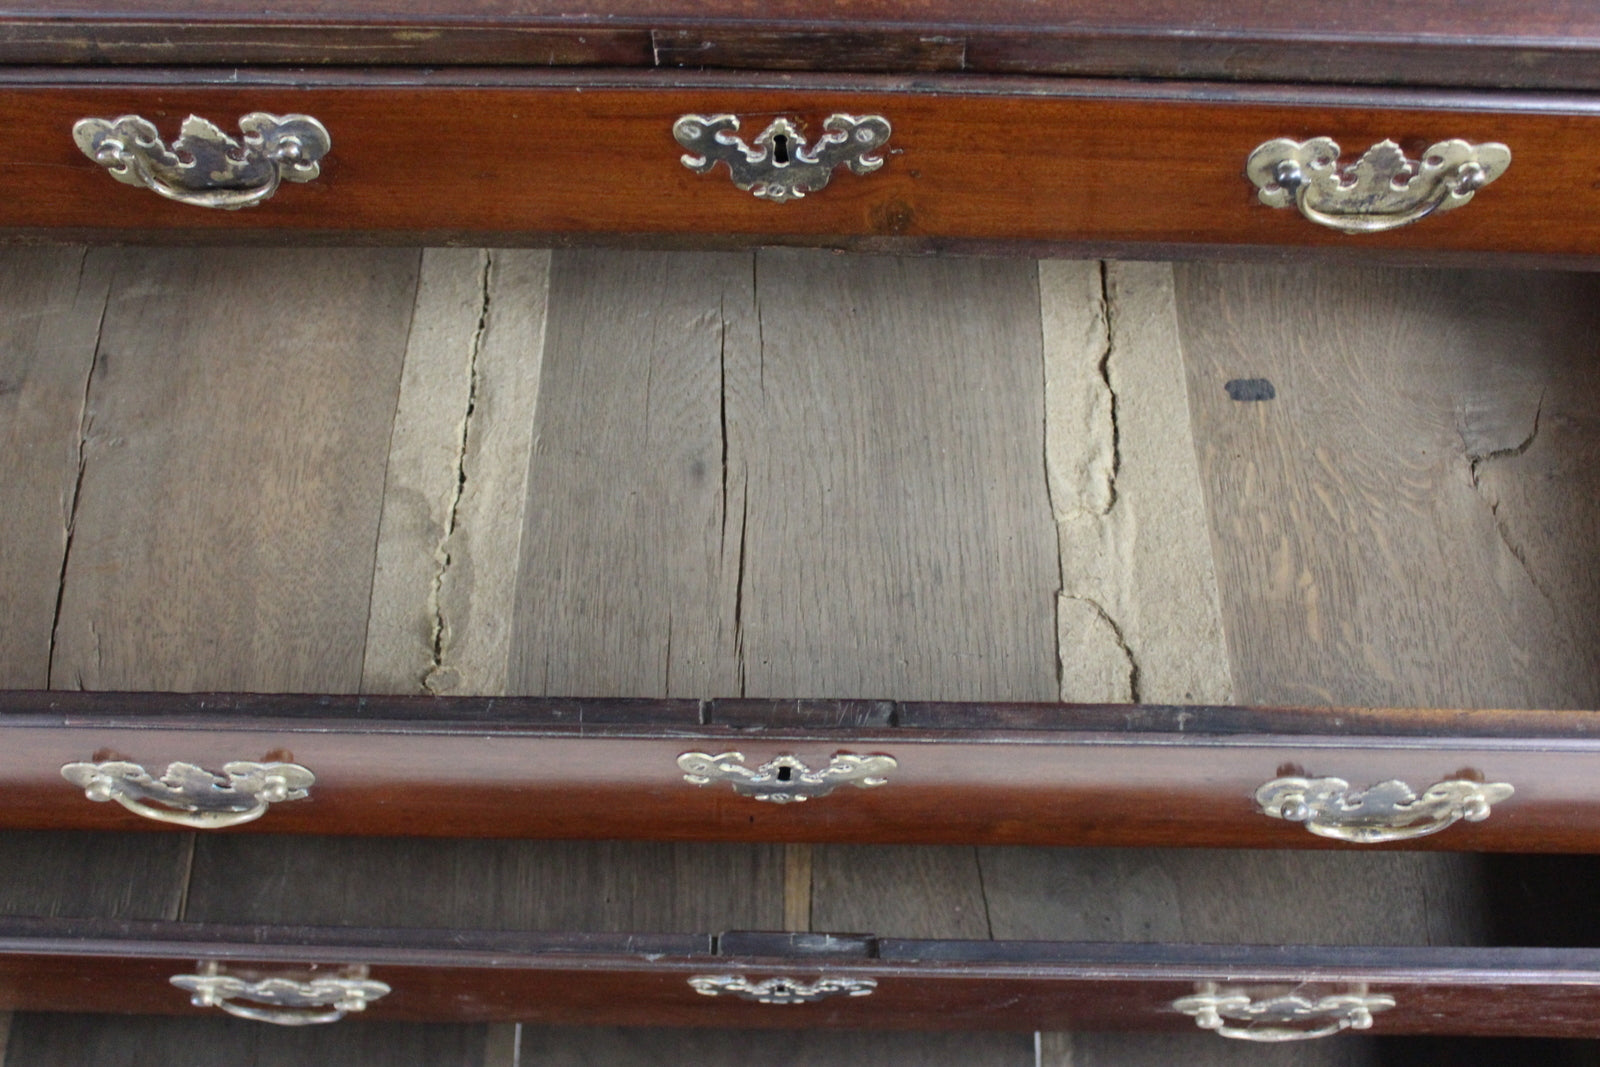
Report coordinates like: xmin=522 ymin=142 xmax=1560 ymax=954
xmin=61 ymin=758 xmax=314 ymax=828
xmin=1174 ymin=984 xmax=1395 ymax=1042
xmin=74 ymin=112 xmax=330 ymax=209
xmin=1256 ymin=775 xmax=1513 ymax=843
xmin=172 ymin=963 xmax=388 ymax=1026
xmin=1247 ymin=137 xmax=1509 ymax=233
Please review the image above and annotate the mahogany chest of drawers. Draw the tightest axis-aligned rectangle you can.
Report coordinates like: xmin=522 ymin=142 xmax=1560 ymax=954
xmin=2 ymin=1 xmax=1600 ymax=1055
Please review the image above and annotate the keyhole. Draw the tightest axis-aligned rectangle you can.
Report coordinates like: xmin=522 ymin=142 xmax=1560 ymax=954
xmin=772 ymin=134 xmax=790 ymax=165
xmin=776 ymin=765 xmax=792 ymax=781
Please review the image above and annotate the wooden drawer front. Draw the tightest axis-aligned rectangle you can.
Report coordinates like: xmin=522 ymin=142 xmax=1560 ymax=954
xmin=9 ymin=693 xmax=1600 ymax=849
xmin=6 ymin=920 xmax=1600 ymax=1037
xmin=2 ymin=71 xmax=1598 ymax=256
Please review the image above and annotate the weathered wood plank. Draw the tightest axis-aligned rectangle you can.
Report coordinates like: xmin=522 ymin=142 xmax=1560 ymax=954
xmin=731 ymin=251 xmax=1059 ymax=704
xmin=428 ymin=250 xmax=552 ymax=698
xmin=0 ymin=247 xmax=109 ymax=690
xmin=183 ymin=837 xmax=784 ymax=932
xmin=47 ymin=248 xmax=421 ymax=693
xmin=508 ymin=250 xmax=751 ymax=699
xmin=0 ymin=830 xmax=189 ymax=921
xmin=1039 ymin=1032 xmax=1377 ymax=1067
xmin=1174 ymin=263 xmax=1600 ymax=710
xmin=1044 ymin=260 xmax=1233 ymax=706
xmin=363 ymin=248 xmax=552 ymax=696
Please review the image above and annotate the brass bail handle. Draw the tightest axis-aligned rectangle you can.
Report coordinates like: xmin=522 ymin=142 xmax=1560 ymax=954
xmin=1256 ymin=774 xmax=1513 ymax=843
xmin=1247 ymin=137 xmax=1510 ymax=234
xmin=74 ymin=112 xmax=331 ymax=209
xmin=61 ymin=758 xmax=315 ymax=828
xmin=1174 ymin=986 xmax=1396 ymax=1042
xmin=171 ymin=962 xmax=390 ymax=1027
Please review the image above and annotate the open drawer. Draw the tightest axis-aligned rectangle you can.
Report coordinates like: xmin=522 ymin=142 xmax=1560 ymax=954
xmin=0 ymin=69 xmax=1597 ymax=261
xmin=7 ymin=691 xmax=1600 ymax=851
xmin=3 ymin=832 xmax=1599 ymax=1042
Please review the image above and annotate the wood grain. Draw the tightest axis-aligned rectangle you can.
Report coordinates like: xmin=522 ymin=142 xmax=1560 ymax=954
xmin=1044 ymin=260 xmax=1233 ymax=706
xmin=0 ymin=248 xmax=108 ymax=690
xmin=0 ymin=76 xmax=1598 ymax=261
xmin=508 ymin=250 xmax=749 ymax=699
xmin=428 ymin=250 xmax=552 ymax=696
xmin=1039 ymin=1032 xmax=1377 ymax=1067
xmin=979 ymin=847 xmax=1485 ymax=947
xmin=513 ymin=1027 xmax=1032 ymax=1064
xmin=740 ymin=253 xmax=1053 ymax=943
xmin=363 ymin=247 xmax=493 ymax=694
xmin=1176 ymin=263 xmax=1600 ymax=710
xmin=185 ymin=837 xmax=784 ymax=933
xmin=0 ymin=248 xmax=149 ymax=1053
xmin=47 ymin=248 xmax=419 ymax=693
xmin=733 ymin=251 xmax=1058 ymax=702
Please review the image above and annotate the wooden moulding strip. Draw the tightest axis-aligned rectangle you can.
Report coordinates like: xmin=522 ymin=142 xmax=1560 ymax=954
xmin=4 ymin=690 xmax=1600 ymax=740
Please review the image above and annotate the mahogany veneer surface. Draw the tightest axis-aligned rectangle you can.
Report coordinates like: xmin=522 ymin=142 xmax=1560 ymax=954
xmin=0 ymin=73 xmax=1596 ymax=260
xmin=10 ymin=693 xmax=1600 ymax=851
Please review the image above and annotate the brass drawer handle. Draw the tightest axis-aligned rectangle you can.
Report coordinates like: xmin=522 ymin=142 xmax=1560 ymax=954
xmin=1256 ymin=775 xmax=1513 ymax=843
xmin=1174 ymin=984 xmax=1394 ymax=1042
xmin=674 ymin=113 xmax=891 ymax=202
xmin=1247 ymin=137 xmax=1510 ymax=234
xmin=689 ymin=975 xmax=877 ymax=1004
xmin=677 ymin=751 xmax=896 ymax=803
xmin=60 ymin=758 xmax=314 ymax=828
xmin=172 ymin=963 xmax=389 ymax=1026
xmin=73 ymin=112 xmax=330 ymax=210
